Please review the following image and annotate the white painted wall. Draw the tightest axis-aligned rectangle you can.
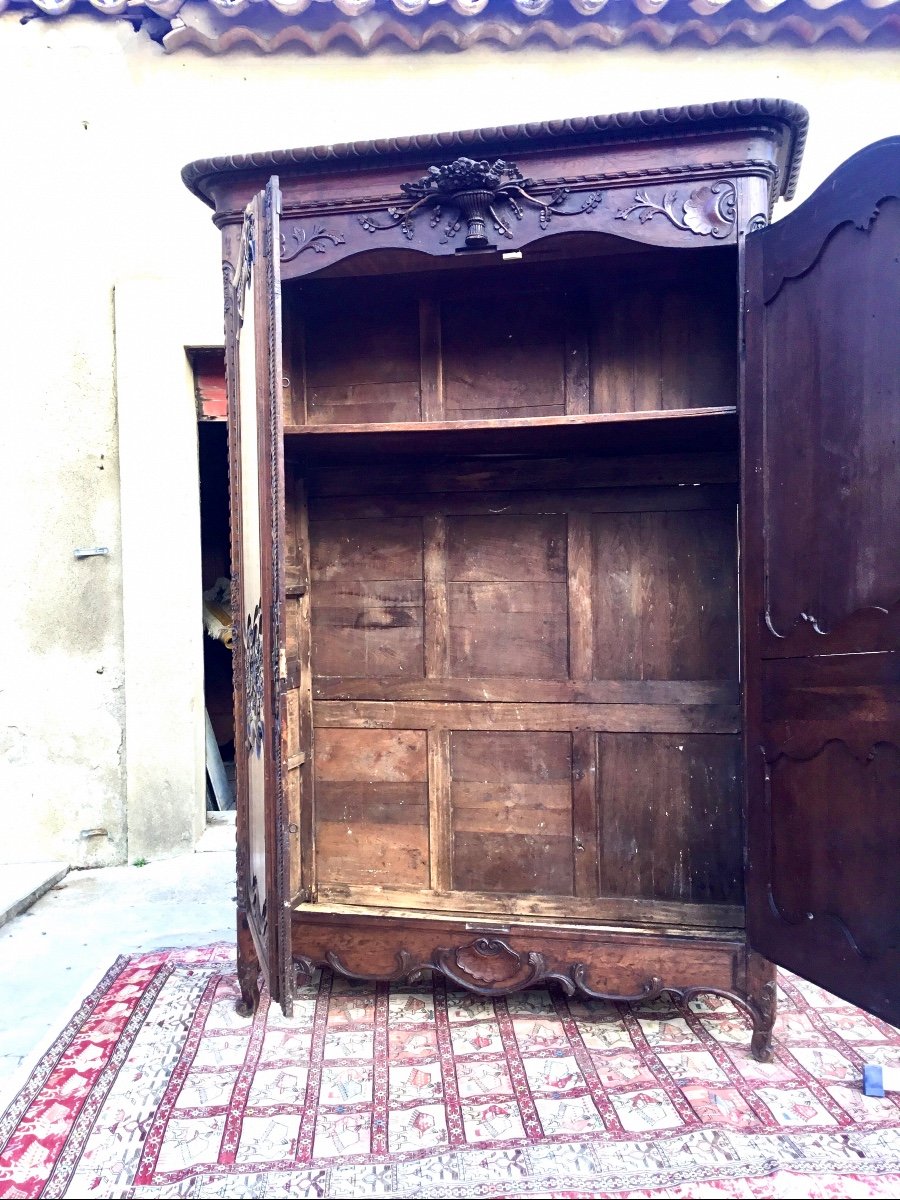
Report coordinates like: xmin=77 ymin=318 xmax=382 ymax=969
xmin=1 ymin=11 xmax=897 ymax=865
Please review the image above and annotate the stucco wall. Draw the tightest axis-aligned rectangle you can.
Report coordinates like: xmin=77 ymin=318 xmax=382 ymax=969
xmin=1 ymin=12 xmax=897 ymax=866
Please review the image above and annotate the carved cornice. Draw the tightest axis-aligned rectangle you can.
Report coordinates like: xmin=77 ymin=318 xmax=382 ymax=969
xmin=182 ymin=98 xmax=808 ymax=210
xmin=259 ymin=158 xmax=776 ymax=232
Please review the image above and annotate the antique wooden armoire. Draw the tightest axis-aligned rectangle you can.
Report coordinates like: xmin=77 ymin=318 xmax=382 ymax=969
xmin=182 ymin=99 xmax=899 ymax=1061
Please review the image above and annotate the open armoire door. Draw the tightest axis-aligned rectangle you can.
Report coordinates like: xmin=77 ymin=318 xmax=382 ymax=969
xmin=226 ymin=177 xmax=295 ymax=1015
xmin=742 ymin=139 xmax=900 ymax=1024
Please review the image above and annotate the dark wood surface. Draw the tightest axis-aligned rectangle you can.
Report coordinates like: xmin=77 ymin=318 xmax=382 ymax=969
xmin=226 ymin=179 xmax=296 ymax=1014
xmin=284 ymin=251 xmax=736 ymax=428
xmin=285 ymin=408 xmax=738 ymax=463
xmin=201 ymin=107 xmax=898 ymax=1050
xmin=742 ymin=138 xmax=900 ymax=1024
xmin=288 ymin=908 xmax=777 ymax=1061
xmin=303 ymin=460 xmax=742 ymax=916
xmin=184 ymin=101 xmax=807 ymax=292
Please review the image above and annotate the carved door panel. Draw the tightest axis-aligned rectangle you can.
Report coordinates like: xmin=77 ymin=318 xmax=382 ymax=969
xmin=742 ymin=140 xmax=900 ymax=1022
xmin=227 ymin=178 xmax=293 ymax=1012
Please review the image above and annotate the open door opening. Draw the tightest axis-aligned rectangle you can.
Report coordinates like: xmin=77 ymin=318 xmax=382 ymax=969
xmin=192 ymin=348 xmax=236 ymax=817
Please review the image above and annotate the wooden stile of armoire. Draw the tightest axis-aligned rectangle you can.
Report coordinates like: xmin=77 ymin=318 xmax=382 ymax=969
xmin=182 ymin=98 xmax=900 ymax=1061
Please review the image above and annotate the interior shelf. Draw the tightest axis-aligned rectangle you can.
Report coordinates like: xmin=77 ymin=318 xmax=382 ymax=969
xmin=284 ymin=406 xmax=738 ymax=463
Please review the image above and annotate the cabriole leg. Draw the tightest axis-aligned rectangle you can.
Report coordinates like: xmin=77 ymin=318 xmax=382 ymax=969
xmin=746 ymin=952 xmax=778 ymax=1063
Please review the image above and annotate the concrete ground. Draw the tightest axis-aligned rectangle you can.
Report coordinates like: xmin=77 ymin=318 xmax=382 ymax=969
xmin=0 ymin=833 xmax=236 ymax=1096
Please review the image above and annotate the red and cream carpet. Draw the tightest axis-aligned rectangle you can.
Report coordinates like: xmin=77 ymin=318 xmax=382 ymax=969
xmin=1 ymin=943 xmax=899 ymax=1198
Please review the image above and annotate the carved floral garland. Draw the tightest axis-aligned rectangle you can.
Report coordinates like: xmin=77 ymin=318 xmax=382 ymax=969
xmin=360 ymin=156 xmax=601 ymax=248
xmin=617 ymin=180 xmax=737 ymax=239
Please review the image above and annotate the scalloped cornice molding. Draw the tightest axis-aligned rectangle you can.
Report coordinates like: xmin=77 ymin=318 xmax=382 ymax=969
xmin=182 ymin=98 xmax=809 ymax=210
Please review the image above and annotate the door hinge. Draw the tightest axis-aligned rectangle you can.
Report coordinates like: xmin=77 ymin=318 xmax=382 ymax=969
xmin=279 ymin=648 xmax=287 ymax=680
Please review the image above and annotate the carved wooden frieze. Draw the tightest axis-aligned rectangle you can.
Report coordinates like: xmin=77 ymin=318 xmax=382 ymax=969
xmin=292 ymin=936 xmax=776 ymax=1059
xmin=232 ymin=212 xmax=254 ymax=326
xmin=360 ymin=157 xmax=601 ymax=248
xmin=280 ymin=223 xmax=346 ymax=263
xmin=763 ymin=598 xmax=900 ymax=658
xmin=616 ymin=180 xmax=737 ymax=240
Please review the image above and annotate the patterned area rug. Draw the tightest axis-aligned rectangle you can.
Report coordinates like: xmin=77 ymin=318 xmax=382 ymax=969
xmin=2 ymin=944 xmax=899 ymax=1198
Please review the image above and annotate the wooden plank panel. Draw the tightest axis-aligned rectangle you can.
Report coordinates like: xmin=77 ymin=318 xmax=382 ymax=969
xmin=306 ymin=452 xmax=737 ymax=499
xmin=567 ymin=513 xmax=594 ymax=681
xmin=428 ymin=728 xmax=451 ymax=892
xmin=592 ymin=507 xmax=738 ymax=681
xmin=309 ymin=516 xmax=423 ymax=582
xmin=423 ymin=515 xmax=449 ymax=679
xmin=281 ymin=296 xmax=306 ymax=425
xmin=572 ymin=730 xmax=599 ymax=898
xmin=445 ymin=512 xmax=567 ymax=582
xmin=316 ymin=727 xmax=426 ymax=781
xmin=442 ymin=287 xmax=568 ymax=420
xmin=313 ymin=887 xmax=744 ymax=931
xmin=307 ymin=383 xmax=421 ymax=426
xmin=315 ymin=824 xmax=429 ymax=888
xmin=285 ymin=473 xmax=314 ymax=902
xmin=446 ymin=511 xmax=568 ymax=679
xmin=596 ymin=732 xmax=743 ymax=904
xmin=589 ymin=290 xmax=635 ymax=414
xmin=314 ymin=728 xmax=429 ymax=889
xmin=314 ymin=677 xmax=739 ymax=704
xmin=316 ymin=781 xmax=427 ymax=824
xmin=309 ymin=515 xmax=425 ymax=681
xmin=591 ymin=282 xmax=736 ymax=414
xmin=626 ymin=303 xmax=664 ymax=412
xmin=309 ymin=483 xmax=736 ymax=522
xmin=314 ymin=700 xmax=740 ymax=733
xmin=564 ymin=293 xmax=591 ymax=416
xmin=419 ymin=297 xmax=444 ymax=423
xmin=448 ymin=582 xmax=568 ymax=680
xmin=303 ymin=287 xmax=421 ymax=424
xmin=451 ymin=784 xmax=572 ymax=836
xmin=311 ymin=580 xmax=424 ymax=679
xmin=450 ymin=731 xmax=574 ymax=896
xmin=659 ymin=284 xmax=737 ymax=411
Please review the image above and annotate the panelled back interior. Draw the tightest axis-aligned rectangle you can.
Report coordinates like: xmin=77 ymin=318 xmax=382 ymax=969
xmin=285 ymin=244 xmax=742 ymax=924
xmin=285 ymin=249 xmax=737 ymax=427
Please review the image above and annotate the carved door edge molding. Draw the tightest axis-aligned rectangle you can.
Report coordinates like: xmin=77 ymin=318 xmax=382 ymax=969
xmin=762 ymin=598 xmax=900 ymax=656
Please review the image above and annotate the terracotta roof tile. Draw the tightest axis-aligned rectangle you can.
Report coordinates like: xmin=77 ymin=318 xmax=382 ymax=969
xmin=4 ymin=0 xmax=897 ymax=15
xmin=4 ymin=0 xmax=897 ymax=51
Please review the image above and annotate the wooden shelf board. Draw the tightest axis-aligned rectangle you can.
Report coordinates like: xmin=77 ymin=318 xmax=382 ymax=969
xmin=284 ymin=407 xmax=738 ymax=463
xmin=291 ymin=895 xmax=746 ymax=936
